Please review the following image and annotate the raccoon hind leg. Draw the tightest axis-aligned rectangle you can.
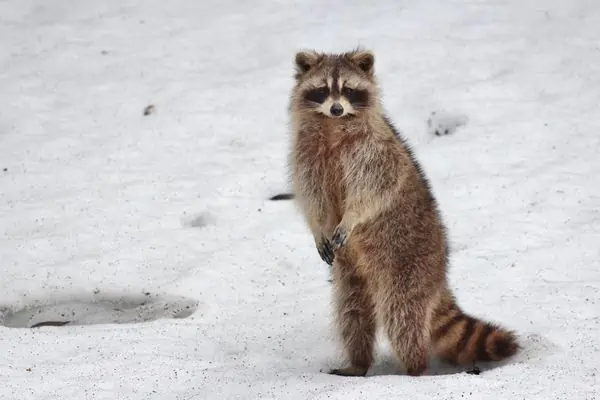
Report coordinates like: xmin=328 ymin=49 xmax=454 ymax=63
xmin=377 ymin=279 xmax=437 ymax=376
xmin=328 ymin=255 xmax=376 ymax=377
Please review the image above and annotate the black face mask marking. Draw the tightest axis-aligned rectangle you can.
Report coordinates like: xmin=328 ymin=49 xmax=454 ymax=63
xmin=304 ymin=87 xmax=330 ymax=104
xmin=342 ymin=87 xmax=369 ymax=107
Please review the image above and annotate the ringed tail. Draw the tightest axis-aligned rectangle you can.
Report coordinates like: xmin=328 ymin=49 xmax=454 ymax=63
xmin=431 ymin=299 xmax=519 ymax=365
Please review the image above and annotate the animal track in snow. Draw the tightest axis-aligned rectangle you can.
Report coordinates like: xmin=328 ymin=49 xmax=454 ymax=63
xmin=426 ymin=110 xmax=469 ymax=136
xmin=0 ymin=292 xmax=199 ymax=328
xmin=181 ymin=211 xmax=216 ymax=228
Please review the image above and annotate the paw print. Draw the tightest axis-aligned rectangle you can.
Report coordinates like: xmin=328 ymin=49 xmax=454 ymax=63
xmin=427 ymin=110 xmax=469 ymax=137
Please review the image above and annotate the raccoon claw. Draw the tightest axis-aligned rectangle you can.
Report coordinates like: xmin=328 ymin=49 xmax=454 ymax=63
xmin=317 ymin=238 xmax=335 ymax=265
xmin=331 ymin=226 xmax=348 ymax=249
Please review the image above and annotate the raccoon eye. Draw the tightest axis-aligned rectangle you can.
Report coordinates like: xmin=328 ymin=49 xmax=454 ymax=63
xmin=342 ymin=87 xmax=369 ymax=106
xmin=304 ymin=87 xmax=330 ymax=104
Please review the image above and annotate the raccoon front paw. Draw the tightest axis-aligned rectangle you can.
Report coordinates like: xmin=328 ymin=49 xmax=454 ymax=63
xmin=317 ymin=237 xmax=335 ymax=265
xmin=331 ymin=226 xmax=348 ymax=250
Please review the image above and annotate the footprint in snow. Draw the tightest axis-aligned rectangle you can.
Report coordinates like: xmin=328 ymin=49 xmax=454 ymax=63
xmin=181 ymin=211 xmax=216 ymax=229
xmin=0 ymin=292 xmax=199 ymax=328
xmin=426 ymin=110 xmax=469 ymax=137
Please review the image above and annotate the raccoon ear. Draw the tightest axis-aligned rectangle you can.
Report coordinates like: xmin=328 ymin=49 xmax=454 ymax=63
xmin=294 ymin=50 xmax=321 ymax=77
xmin=349 ymin=50 xmax=375 ymax=75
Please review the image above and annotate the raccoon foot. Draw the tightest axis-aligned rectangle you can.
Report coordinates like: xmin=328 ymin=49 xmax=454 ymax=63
xmin=466 ymin=365 xmax=481 ymax=375
xmin=328 ymin=365 xmax=369 ymax=377
xmin=331 ymin=226 xmax=348 ymax=249
xmin=317 ymin=237 xmax=335 ymax=265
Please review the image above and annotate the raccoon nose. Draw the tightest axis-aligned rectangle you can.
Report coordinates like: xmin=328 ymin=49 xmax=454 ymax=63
xmin=330 ymin=103 xmax=344 ymax=117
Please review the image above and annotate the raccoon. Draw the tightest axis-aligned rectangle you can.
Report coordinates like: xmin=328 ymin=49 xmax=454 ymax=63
xmin=288 ymin=48 xmax=519 ymax=376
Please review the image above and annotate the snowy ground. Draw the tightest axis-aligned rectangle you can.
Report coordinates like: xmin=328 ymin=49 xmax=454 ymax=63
xmin=1 ymin=0 xmax=599 ymax=399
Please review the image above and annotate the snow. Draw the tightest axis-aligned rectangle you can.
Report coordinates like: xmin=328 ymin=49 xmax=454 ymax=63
xmin=1 ymin=0 xmax=599 ymax=398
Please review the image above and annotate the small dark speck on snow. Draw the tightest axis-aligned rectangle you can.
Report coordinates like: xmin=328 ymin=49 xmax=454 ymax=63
xmin=2 ymin=168 xmax=7 ymax=172
xmin=143 ymin=104 xmax=156 ymax=116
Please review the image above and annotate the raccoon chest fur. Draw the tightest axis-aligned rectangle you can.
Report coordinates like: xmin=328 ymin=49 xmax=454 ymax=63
xmin=291 ymin=126 xmax=355 ymax=223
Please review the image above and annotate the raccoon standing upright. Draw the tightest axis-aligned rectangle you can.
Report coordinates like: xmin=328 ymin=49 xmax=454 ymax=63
xmin=288 ymin=48 xmax=519 ymax=377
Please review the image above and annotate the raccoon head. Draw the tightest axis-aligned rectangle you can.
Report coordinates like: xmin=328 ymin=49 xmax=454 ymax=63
xmin=291 ymin=49 xmax=379 ymax=119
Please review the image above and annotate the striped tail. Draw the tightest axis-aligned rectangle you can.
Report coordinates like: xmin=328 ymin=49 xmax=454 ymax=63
xmin=431 ymin=298 xmax=519 ymax=365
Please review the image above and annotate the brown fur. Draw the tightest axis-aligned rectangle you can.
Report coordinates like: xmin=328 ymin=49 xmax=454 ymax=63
xmin=288 ymin=48 xmax=519 ymax=376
